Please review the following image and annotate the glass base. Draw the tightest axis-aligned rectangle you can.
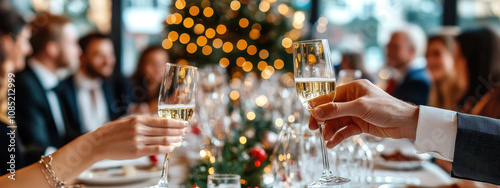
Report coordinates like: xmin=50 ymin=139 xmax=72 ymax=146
xmin=307 ymin=176 xmax=350 ymax=187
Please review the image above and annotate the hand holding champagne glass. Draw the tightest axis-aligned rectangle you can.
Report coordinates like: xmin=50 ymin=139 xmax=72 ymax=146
xmin=293 ymin=39 xmax=350 ymax=187
xmin=148 ymin=63 xmax=198 ymax=188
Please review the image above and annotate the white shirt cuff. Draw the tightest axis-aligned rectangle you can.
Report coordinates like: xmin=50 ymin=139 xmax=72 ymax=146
xmin=414 ymin=105 xmax=458 ymax=162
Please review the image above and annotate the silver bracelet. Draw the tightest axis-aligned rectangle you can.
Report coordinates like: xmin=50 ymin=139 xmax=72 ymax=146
xmin=39 ymin=155 xmax=67 ymax=188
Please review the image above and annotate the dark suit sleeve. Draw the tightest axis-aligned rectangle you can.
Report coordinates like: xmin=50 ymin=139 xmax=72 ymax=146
xmin=15 ymin=78 xmax=50 ymax=163
xmin=451 ymin=113 xmax=500 ymax=185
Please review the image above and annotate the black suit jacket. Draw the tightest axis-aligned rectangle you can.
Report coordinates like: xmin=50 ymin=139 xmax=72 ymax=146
xmin=58 ymin=75 xmax=131 ymax=135
xmin=15 ymin=66 xmax=71 ymax=164
xmin=452 ymin=113 xmax=500 ymax=185
xmin=393 ymin=68 xmax=430 ymax=105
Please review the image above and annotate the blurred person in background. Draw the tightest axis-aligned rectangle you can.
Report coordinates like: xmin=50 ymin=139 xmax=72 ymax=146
xmin=385 ymin=24 xmax=431 ymax=105
xmin=58 ymin=33 xmax=131 ymax=135
xmin=426 ymin=34 xmax=459 ymax=110
xmin=15 ymin=13 xmax=81 ymax=164
xmin=340 ymin=52 xmax=373 ymax=82
xmin=0 ymin=7 xmax=31 ymax=174
xmin=426 ymin=28 xmax=500 ymax=187
xmin=128 ymin=45 xmax=169 ymax=115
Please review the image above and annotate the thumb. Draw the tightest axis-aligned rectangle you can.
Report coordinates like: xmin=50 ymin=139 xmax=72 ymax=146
xmin=311 ymin=100 xmax=363 ymax=121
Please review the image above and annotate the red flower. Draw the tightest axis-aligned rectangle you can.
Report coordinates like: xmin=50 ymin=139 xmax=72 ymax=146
xmin=249 ymin=147 xmax=266 ymax=162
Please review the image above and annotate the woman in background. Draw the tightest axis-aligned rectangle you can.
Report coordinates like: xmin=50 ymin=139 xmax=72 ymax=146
xmin=129 ymin=45 xmax=170 ymax=115
xmin=0 ymin=8 xmax=187 ymax=187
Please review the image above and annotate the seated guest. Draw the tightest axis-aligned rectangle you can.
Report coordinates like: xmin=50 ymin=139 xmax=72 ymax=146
xmin=58 ymin=33 xmax=130 ymax=134
xmin=0 ymin=7 xmax=32 ymax=174
xmin=128 ymin=45 xmax=169 ymax=115
xmin=339 ymin=52 xmax=373 ymax=82
xmin=15 ymin=13 xmax=81 ymax=164
xmin=385 ymin=24 xmax=431 ymax=105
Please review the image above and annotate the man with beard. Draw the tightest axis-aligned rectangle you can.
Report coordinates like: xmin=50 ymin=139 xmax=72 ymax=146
xmin=58 ymin=33 xmax=130 ymax=136
xmin=16 ymin=13 xmax=81 ymax=163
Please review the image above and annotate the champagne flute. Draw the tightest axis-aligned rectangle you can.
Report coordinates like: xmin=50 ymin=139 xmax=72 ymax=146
xmin=147 ymin=63 xmax=198 ymax=188
xmin=293 ymin=39 xmax=350 ymax=187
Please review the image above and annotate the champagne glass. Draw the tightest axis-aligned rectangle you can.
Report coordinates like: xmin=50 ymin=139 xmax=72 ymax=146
xmin=148 ymin=63 xmax=198 ymax=188
xmin=293 ymin=39 xmax=350 ymax=187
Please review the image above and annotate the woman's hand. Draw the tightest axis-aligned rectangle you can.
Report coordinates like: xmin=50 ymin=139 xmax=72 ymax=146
xmin=308 ymin=80 xmax=420 ymax=148
xmin=89 ymin=115 xmax=187 ymax=160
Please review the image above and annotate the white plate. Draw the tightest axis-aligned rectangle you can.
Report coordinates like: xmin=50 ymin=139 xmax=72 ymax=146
xmin=78 ymin=167 xmax=160 ymax=185
xmin=376 ymin=139 xmax=432 ymax=170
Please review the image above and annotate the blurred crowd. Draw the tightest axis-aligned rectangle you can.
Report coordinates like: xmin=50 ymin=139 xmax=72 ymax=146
xmin=1 ymin=5 xmax=500 ymax=185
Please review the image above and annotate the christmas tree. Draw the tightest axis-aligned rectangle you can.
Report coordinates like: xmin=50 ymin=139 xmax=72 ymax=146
xmin=162 ymin=0 xmax=305 ymax=77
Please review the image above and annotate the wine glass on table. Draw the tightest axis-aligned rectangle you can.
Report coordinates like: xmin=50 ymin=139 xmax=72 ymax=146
xmin=147 ymin=63 xmax=198 ymax=188
xmin=293 ymin=39 xmax=350 ymax=187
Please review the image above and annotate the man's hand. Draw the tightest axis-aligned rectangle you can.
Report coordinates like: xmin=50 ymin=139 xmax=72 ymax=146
xmin=308 ymin=80 xmax=419 ymax=148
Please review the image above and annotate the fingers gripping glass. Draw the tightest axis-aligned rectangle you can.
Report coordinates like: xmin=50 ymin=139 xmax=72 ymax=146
xmin=293 ymin=39 xmax=350 ymax=187
xmin=146 ymin=63 xmax=198 ymax=188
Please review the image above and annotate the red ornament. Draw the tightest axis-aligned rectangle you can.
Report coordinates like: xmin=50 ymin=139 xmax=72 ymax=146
xmin=249 ymin=147 xmax=267 ymax=162
xmin=191 ymin=125 xmax=201 ymax=135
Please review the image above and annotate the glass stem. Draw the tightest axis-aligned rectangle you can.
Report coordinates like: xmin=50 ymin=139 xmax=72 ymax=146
xmin=158 ymin=153 xmax=171 ymax=187
xmin=318 ymin=122 xmax=333 ymax=177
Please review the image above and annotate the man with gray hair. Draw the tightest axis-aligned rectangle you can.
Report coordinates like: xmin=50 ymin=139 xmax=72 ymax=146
xmin=385 ymin=23 xmax=430 ymax=105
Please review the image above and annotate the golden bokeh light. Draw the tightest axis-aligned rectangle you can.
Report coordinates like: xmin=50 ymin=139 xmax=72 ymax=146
xmin=259 ymin=49 xmax=269 ymax=59
xmin=278 ymin=4 xmax=289 ymax=16
xmin=219 ymin=58 xmax=230 ymax=68
xmin=257 ymin=61 xmax=267 ymax=70
xmin=275 ymin=118 xmax=283 ymax=127
xmin=205 ymin=28 xmax=216 ymax=38
xmin=208 ymin=167 xmax=214 ymax=175
xmin=236 ymin=57 xmax=246 ymax=66
xmin=308 ymin=54 xmax=317 ymax=64
xmin=168 ymin=31 xmax=178 ymax=41
xmin=239 ymin=136 xmax=247 ymax=144
xmin=318 ymin=16 xmax=328 ymax=26
xmin=162 ymin=39 xmax=173 ymax=49
xmin=189 ymin=6 xmax=200 ymax=16
xmin=196 ymin=36 xmax=208 ymax=46
xmin=177 ymin=59 xmax=188 ymax=65
xmin=186 ymin=43 xmax=197 ymax=53
xmin=165 ymin=15 xmax=174 ymax=24
xmin=183 ymin=17 xmax=194 ymax=28
xmin=175 ymin=0 xmax=186 ymax=9
xmin=255 ymin=95 xmax=268 ymax=107
xmin=242 ymin=61 xmax=253 ymax=72
xmin=259 ymin=1 xmax=270 ymax=12
xmin=194 ymin=24 xmax=205 ymax=34
xmin=281 ymin=37 xmax=293 ymax=48
xmin=201 ymin=0 xmax=210 ymax=8
xmin=179 ymin=33 xmax=190 ymax=44
xmin=247 ymin=45 xmax=257 ymax=55
xmin=236 ymin=39 xmax=248 ymax=50
xmin=274 ymin=59 xmax=284 ymax=69
xmin=229 ymin=90 xmax=240 ymax=100
xmin=251 ymin=23 xmax=262 ymax=31
xmin=172 ymin=13 xmax=183 ymax=24
xmin=249 ymin=29 xmax=260 ymax=40
xmin=222 ymin=42 xmax=233 ymax=53
xmin=230 ymin=0 xmax=241 ymax=11
xmin=213 ymin=38 xmax=223 ymax=48
xmin=203 ymin=7 xmax=214 ymax=17
xmin=202 ymin=45 xmax=212 ymax=55
xmin=239 ymin=18 xmax=249 ymax=28
xmin=216 ymin=24 xmax=227 ymax=35
xmin=246 ymin=111 xmax=256 ymax=120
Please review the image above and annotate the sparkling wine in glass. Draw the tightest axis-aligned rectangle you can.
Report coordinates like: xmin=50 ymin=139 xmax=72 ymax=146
xmin=147 ymin=63 xmax=198 ymax=188
xmin=293 ymin=39 xmax=350 ymax=187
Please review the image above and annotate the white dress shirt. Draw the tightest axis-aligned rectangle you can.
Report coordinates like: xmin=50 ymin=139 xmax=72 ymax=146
xmin=414 ymin=105 xmax=458 ymax=161
xmin=74 ymin=71 xmax=110 ymax=132
xmin=29 ymin=59 xmax=66 ymax=137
